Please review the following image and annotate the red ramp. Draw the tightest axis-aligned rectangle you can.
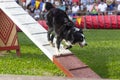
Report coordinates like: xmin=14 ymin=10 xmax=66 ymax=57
xmin=53 ymin=54 xmax=101 ymax=78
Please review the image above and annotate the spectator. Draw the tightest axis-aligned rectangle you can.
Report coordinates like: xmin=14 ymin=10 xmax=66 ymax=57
xmin=86 ymin=0 xmax=94 ymax=14
xmin=86 ymin=2 xmax=92 ymax=14
xmin=117 ymin=2 xmax=120 ymax=15
xmin=66 ymin=5 xmax=72 ymax=15
xmin=34 ymin=0 xmax=41 ymax=20
xmin=80 ymin=0 xmax=87 ymax=10
xmin=39 ymin=0 xmax=45 ymax=19
xmin=98 ymin=0 xmax=107 ymax=15
xmin=96 ymin=0 xmax=101 ymax=4
xmin=62 ymin=0 xmax=66 ymax=5
xmin=64 ymin=0 xmax=69 ymax=6
xmin=87 ymin=0 xmax=94 ymax=4
xmin=35 ymin=0 xmax=41 ymax=9
xmin=106 ymin=0 xmax=115 ymax=14
xmin=58 ymin=4 xmax=66 ymax=11
xmin=39 ymin=0 xmax=44 ymax=12
xmin=68 ymin=0 xmax=72 ymax=5
xmin=31 ymin=0 xmax=35 ymax=7
xmin=54 ymin=0 xmax=60 ymax=8
xmin=116 ymin=0 xmax=120 ymax=5
xmin=72 ymin=2 xmax=80 ymax=16
xmin=89 ymin=2 xmax=98 ymax=15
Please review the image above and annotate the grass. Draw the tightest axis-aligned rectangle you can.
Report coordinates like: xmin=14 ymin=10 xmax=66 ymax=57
xmin=0 ymin=32 xmax=64 ymax=76
xmin=0 ymin=29 xmax=120 ymax=79
xmin=70 ymin=29 xmax=120 ymax=79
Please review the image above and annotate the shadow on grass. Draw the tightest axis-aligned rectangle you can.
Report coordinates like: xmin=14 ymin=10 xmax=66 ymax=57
xmin=8 ymin=51 xmax=51 ymax=63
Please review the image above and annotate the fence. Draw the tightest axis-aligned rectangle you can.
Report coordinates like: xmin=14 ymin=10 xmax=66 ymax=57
xmin=75 ymin=15 xmax=120 ymax=29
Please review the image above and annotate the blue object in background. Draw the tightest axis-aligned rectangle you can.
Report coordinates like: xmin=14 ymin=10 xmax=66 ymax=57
xmin=31 ymin=0 xmax=35 ymax=6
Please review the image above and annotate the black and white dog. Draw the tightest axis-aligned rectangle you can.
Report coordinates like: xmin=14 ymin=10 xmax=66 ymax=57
xmin=44 ymin=2 xmax=87 ymax=55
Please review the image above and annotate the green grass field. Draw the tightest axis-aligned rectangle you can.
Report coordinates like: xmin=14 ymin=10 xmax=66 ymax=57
xmin=0 ymin=29 xmax=120 ymax=79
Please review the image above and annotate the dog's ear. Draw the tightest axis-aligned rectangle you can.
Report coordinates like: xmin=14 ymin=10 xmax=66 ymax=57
xmin=79 ymin=29 xmax=83 ymax=34
xmin=45 ymin=2 xmax=54 ymax=11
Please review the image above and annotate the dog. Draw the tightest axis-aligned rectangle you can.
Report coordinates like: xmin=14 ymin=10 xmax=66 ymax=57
xmin=44 ymin=2 xmax=87 ymax=55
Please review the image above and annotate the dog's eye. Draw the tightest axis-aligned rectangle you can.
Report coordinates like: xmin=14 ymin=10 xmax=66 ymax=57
xmin=80 ymin=37 xmax=83 ymax=41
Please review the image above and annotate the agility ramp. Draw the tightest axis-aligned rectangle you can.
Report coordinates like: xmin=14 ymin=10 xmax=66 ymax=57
xmin=0 ymin=0 xmax=101 ymax=78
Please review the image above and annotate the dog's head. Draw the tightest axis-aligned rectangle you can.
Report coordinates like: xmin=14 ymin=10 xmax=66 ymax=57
xmin=70 ymin=28 xmax=87 ymax=47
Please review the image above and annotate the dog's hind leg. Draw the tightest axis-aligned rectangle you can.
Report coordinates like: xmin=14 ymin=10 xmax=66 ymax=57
xmin=47 ymin=28 xmax=55 ymax=47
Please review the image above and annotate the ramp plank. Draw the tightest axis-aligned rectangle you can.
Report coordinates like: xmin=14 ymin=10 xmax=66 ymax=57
xmin=70 ymin=68 xmax=101 ymax=78
xmin=53 ymin=54 xmax=101 ymax=78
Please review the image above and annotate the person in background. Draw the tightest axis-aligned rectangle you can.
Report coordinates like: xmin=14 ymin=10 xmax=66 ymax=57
xmin=39 ymin=0 xmax=45 ymax=19
xmin=116 ymin=0 xmax=120 ymax=5
xmin=98 ymin=0 xmax=107 ymax=15
xmin=31 ymin=0 xmax=35 ymax=6
xmin=58 ymin=2 xmax=66 ymax=11
xmin=69 ymin=0 xmax=72 ymax=6
xmin=64 ymin=0 xmax=69 ymax=6
xmin=106 ymin=0 xmax=115 ymax=15
xmin=89 ymin=2 xmax=98 ymax=15
xmin=66 ymin=5 xmax=72 ymax=15
xmin=54 ymin=0 xmax=60 ymax=8
xmin=87 ymin=0 xmax=94 ymax=4
xmin=34 ymin=0 xmax=41 ymax=20
xmin=86 ymin=2 xmax=92 ymax=15
xmin=80 ymin=0 xmax=87 ymax=11
xmin=72 ymin=2 xmax=80 ymax=16
xmin=117 ymin=2 xmax=120 ymax=15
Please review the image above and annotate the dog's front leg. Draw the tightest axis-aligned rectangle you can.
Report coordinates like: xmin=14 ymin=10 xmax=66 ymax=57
xmin=47 ymin=28 xmax=52 ymax=41
xmin=64 ymin=41 xmax=72 ymax=49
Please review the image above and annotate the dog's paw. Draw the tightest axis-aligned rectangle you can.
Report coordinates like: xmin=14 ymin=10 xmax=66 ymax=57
xmin=49 ymin=41 xmax=55 ymax=47
xmin=55 ymin=50 xmax=61 ymax=56
xmin=55 ymin=48 xmax=64 ymax=56
xmin=65 ymin=45 xmax=72 ymax=49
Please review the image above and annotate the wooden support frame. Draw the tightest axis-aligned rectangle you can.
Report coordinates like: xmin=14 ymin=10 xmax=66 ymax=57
xmin=0 ymin=9 xmax=20 ymax=56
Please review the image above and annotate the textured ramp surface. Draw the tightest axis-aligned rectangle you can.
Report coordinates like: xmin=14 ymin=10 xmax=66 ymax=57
xmin=53 ymin=54 xmax=101 ymax=78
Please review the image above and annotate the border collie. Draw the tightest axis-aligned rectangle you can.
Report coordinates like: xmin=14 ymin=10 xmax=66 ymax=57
xmin=44 ymin=2 xmax=87 ymax=55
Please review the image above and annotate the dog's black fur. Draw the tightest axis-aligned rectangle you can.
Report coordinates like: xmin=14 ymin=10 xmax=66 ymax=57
xmin=45 ymin=2 xmax=87 ymax=51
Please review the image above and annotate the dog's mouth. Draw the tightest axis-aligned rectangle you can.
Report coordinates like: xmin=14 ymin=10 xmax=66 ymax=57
xmin=79 ymin=43 xmax=87 ymax=48
xmin=79 ymin=43 xmax=86 ymax=47
xmin=79 ymin=40 xmax=87 ymax=48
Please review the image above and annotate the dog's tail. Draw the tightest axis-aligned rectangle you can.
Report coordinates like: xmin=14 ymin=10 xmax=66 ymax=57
xmin=44 ymin=2 xmax=55 ymax=11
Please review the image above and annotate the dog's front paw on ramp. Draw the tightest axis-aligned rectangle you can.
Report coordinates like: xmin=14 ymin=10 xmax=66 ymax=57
xmin=54 ymin=48 xmax=72 ymax=56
